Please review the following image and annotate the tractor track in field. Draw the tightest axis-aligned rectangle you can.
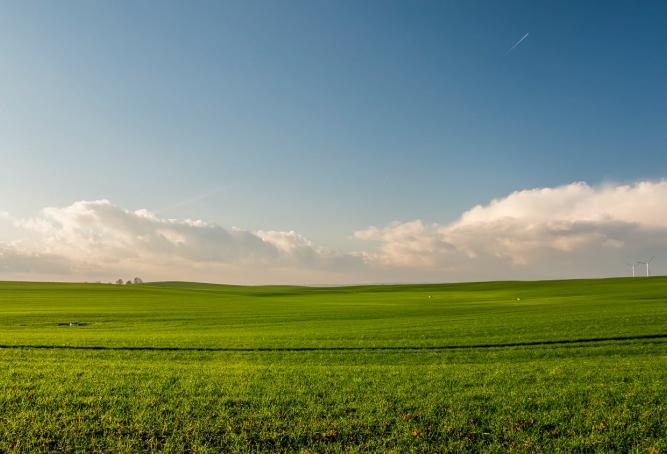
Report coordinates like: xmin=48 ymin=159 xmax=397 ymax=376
xmin=1 ymin=333 xmax=666 ymax=352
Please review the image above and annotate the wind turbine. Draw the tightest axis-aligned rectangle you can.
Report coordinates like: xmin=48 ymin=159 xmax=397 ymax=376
xmin=637 ymin=257 xmax=655 ymax=277
xmin=625 ymin=261 xmax=636 ymax=277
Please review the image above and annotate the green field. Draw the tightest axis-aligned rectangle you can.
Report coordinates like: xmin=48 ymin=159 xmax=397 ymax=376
xmin=1 ymin=278 xmax=666 ymax=452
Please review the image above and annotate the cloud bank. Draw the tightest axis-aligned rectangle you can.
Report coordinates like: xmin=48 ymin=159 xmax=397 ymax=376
xmin=1 ymin=180 xmax=666 ymax=283
xmin=0 ymin=200 xmax=361 ymax=284
xmin=354 ymin=180 xmax=667 ymax=281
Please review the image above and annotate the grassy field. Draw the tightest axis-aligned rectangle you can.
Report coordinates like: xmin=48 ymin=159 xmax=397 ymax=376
xmin=0 ymin=278 xmax=666 ymax=452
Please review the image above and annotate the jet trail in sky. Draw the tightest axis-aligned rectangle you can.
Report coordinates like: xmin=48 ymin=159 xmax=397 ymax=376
xmin=507 ymin=32 xmax=530 ymax=53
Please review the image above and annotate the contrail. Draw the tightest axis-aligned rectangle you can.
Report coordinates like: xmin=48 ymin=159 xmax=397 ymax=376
xmin=507 ymin=32 xmax=529 ymax=54
xmin=157 ymin=184 xmax=237 ymax=214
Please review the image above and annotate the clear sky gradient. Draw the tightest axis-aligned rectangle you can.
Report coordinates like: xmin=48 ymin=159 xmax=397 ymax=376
xmin=2 ymin=1 xmax=667 ymax=283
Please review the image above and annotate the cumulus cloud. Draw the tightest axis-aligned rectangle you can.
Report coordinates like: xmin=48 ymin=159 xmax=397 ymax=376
xmin=456 ymin=181 xmax=667 ymax=228
xmin=0 ymin=200 xmax=362 ymax=283
xmin=2 ymin=180 xmax=667 ymax=283
xmin=354 ymin=180 xmax=667 ymax=280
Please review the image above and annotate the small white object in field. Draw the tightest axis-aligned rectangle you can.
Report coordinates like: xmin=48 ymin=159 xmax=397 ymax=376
xmin=428 ymin=295 xmax=431 ymax=299
xmin=516 ymin=297 xmax=521 ymax=301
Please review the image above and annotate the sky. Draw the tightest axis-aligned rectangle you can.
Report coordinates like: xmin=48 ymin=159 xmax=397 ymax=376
xmin=1 ymin=0 xmax=667 ymax=284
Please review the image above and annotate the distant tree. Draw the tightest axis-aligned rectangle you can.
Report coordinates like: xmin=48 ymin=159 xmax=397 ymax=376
xmin=116 ymin=279 xmax=124 ymax=285
xmin=133 ymin=277 xmax=143 ymax=284
xmin=125 ymin=280 xmax=133 ymax=285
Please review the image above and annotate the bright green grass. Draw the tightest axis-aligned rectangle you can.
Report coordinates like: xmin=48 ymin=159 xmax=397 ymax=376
xmin=0 ymin=278 xmax=666 ymax=452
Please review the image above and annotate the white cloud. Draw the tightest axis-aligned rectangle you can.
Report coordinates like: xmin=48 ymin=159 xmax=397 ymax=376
xmin=354 ymin=180 xmax=667 ymax=280
xmin=456 ymin=181 xmax=667 ymax=228
xmin=2 ymin=180 xmax=667 ymax=283
xmin=0 ymin=199 xmax=362 ymax=283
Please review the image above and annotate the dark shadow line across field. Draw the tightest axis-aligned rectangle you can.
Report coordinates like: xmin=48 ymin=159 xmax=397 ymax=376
xmin=1 ymin=334 xmax=666 ymax=352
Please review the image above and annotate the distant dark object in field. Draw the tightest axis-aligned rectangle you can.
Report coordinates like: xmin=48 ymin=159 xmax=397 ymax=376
xmin=115 ymin=279 xmax=123 ymax=285
xmin=56 ymin=321 xmax=88 ymax=327
xmin=133 ymin=277 xmax=143 ymax=284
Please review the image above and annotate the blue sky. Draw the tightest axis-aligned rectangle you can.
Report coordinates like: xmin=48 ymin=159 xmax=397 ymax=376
xmin=1 ymin=1 xmax=667 ymax=283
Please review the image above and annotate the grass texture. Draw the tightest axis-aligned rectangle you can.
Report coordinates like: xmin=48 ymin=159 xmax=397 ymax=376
xmin=0 ymin=277 xmax=666 ymax=452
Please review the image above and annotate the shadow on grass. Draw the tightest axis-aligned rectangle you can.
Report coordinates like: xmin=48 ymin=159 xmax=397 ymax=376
xmin=0 ymin=334 xmax=666 ymax=352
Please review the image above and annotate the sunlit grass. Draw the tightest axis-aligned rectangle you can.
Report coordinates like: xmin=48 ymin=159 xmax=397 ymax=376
xmin=0 ymin=278 xmax=666 ymax=451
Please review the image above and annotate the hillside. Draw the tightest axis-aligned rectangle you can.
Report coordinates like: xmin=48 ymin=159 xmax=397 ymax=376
xmin=0 ymin=278 xmax=665 ymax=451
